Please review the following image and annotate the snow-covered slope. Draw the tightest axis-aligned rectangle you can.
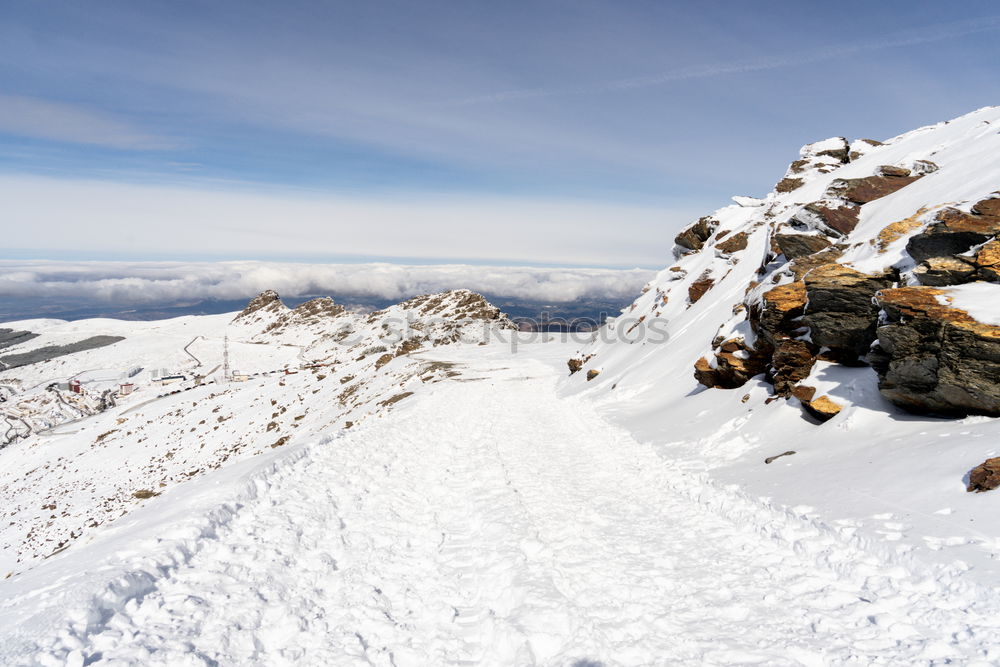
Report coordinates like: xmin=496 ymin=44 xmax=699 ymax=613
xmin=3 ymin=109 xmax=1000 ymax=665
xmin=0 ymin=289 xmax=515 ymax=575
xmin=564 ymin=106 xmax=1000 ymax=585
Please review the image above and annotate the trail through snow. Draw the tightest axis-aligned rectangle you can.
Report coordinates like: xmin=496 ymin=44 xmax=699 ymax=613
xmin=41 ymin=354 xmax=1000 ymax=665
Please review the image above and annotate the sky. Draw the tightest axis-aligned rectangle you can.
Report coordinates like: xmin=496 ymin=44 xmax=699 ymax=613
xmin=2 ymin=0 xmax=1000 ymax=270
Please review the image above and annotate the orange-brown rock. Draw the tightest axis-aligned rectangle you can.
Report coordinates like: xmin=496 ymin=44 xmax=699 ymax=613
xmin=871 ymin=286 xmax=1000 ymax=416
xmin=791 ymin=384 xmax=817 ymax=403
xmin=875 ymin=206 xmax=931 ymax=251
xmin=802 ymin=395 xmax=843 ymax=422
xmin=968 ymin=457 xmax=1000 ymax=492
xmin=716 ymin=231 xmax=749 ymax=255
xmin=913 ymin=256 xmax=977 ymax=286
xmin=688 ymin=272 xmax=715 ymax=304
xmin=798 ymin=202 xmax=861 ymax=236
xmin=753 ymin=281 xmax=807 ymax=348
xmin=774 ymin=233 xmax=832 ymax=260
xmin=828 ymin=167 xmax=922 ymax=205
xmin=907 ymin=198 xmax=1000 ymax=262
xmin=789 ymin=246 xmax=846 ymax=281
xmin=693 ymin=338 xmax=770 ymax=390
xmin=775 ymin=177 xmax=804 ymax=193
xmin=972 ymin=196 xmax=1000 ymax=218
xmin=975 ymin=238 xmax=1000 ymax=281
xmin=803 ymin=264 xmax=895 ymax=361
xmin=770 ymin=339 xmax=817 ymax=395
xmin=675 ymin=217 xmax=718 ymax=252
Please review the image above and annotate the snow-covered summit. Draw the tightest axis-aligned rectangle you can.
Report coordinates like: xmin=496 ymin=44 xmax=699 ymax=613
xmin=567 ymin=105 xmax=1000 ymax=418
xmin=560 ymin=106 xmax=1000 ymax=596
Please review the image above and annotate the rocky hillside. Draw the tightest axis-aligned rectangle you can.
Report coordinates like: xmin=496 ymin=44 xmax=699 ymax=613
xmin=0 ymin=289 xmax=515 ymax=574
xmin=568 ymin=106 xmax=1000 ymax=421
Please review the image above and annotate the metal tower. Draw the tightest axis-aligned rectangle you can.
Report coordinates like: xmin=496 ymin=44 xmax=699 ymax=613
xmin=223 ymin=334 xmax=231 ymax=382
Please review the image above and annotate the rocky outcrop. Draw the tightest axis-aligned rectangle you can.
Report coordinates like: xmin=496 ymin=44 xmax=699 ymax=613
xmin=802 ymin=395 xmax=843 ymax=422
xmin=675 ymin=217 xmax=718 ymax=253
xmin=848 ymin=138 xmax=883 ymax=161
xmin=912 ymin=256 xmax=977 ymax=286
xmin=770 ymin=339 xmax=817 ymax=395
xmin=773 ymin=233 xmax=832 ymax=260
xmin=871 ymin=287 xmax=1000 ymax=416
xmin=232 ymin=289 xmax=287 ymax=323
xmin=688 ymin=272 xmax=715 ymax=304
xmin=975 ymin=239 xmax=1000 ymax=281
xmin=802 ymin=264 xmax=895 ymax=362
xmin=775 ymin=177 xmax=804 ymax=193
xmin=772 ymin=138 xmax=849 ymax=194
xmin=753 ymin=282 xmax=806 ymax=348
xmin=394 ymin=290 xmax=514 ymax=324
xmin=713 ymin=281 xmax=816 ymax=395
xmin=968 ymin=458 xmax=1000 ymax=493
xmin=906 ymin=198 xmax=1000 ymax=263
xmin=694 ymin=338 xmax=769 ymax=390
xmin=716 ymin=231 xmax=749 ymax=255
xmin=827 ymin=166 xmax=922 ymax=205
xmin=292 ymin=297 xmax=345 ymax=320
xmin=793 ymin=202 xmax=860 ymax=237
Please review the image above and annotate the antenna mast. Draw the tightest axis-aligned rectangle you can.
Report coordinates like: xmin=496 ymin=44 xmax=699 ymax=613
xmin=223 ymin=334 xmax=231 ymax=382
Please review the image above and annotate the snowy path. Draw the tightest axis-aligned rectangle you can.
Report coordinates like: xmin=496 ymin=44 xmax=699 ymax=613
xmin=58 ymin=356 xmax=997 ymax=665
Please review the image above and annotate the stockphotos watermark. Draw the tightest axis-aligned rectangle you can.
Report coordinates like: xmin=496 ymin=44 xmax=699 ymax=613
xmin=360 ymin=311 xmax=670 ymax=351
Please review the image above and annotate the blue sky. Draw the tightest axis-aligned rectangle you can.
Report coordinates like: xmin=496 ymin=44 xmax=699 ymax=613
xmin=2 ymin=1 xmax=1000 ymax=267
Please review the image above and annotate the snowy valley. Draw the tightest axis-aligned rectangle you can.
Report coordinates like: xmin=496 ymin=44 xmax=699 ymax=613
xmin=1 ymin=107 xmax=1000 ymax=665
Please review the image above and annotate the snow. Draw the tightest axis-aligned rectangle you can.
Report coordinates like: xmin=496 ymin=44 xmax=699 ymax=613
xmin=559 ymin=104 xmax=1000 ymax=656
xmin=1 ymin=107 xmax=1000 ymax=663
xmin=939 ymin=282 xmax=1000 ymax=325
xmin=4 ymin=345 xmax=1000 ymax=665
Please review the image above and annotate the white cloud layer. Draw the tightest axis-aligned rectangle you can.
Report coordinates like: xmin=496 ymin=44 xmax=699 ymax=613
xmin=0 ymin=260 xmax=655 ymax=305
xmin=0 ymin=175 xmax=689 ymax=267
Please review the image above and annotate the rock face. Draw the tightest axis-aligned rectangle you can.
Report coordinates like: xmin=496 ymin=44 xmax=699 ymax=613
xmin=975 ymin=239 xmax=1000 ymax=281
xmin=233 ymin=289 xmax=286 ymax=323
xmin=769 ymin=339 xmax=816 ymax=395
xmin=753 ymin=282 xmax=807 ymax=348
xmin=828 ymin=166 xmax=922 ymax=205
xmin=775 ymin=177 xmax=804 ymax=193
xmin=802 ymin=265 xmax=895 ymax=362
xmin=774 ymin=233 xmax=832 ymax=260
xmin=694 ymin=338 xmax=769 ymax=389
xmin=715 ymin=231 xmax=749 ymax=255
xmin=968 ymin=458 xmax=1000 ymax=492
xmin=913 ymin=256 xmax=977 ymax=286
xmin=793 ymin=202 xmax=860 ymax=237
xmin=688 ymin=272 xmax=715 ymax=304
xmin=394 ymin=290 xmax=514 ymax=323
xmin=675 ymin=217 xmax=718 ymax=253
xmin=871 ymin=287 xmax=1000 ymax=416
xmin=263 ymin=297 xmax=348 ymax=335
xmin=801 ymin=394 xmax=843 ymax=422
xmin=907 ymin=199 xmax=1000 ymax=263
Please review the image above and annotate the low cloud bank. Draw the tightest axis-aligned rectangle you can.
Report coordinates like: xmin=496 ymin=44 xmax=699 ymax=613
xmin=0 ymin=260 xmax=654 ymax=305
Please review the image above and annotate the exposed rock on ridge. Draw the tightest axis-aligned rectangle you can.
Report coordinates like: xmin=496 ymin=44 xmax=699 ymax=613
xmin=871 ymin=287 xmax=1000 ymax=416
